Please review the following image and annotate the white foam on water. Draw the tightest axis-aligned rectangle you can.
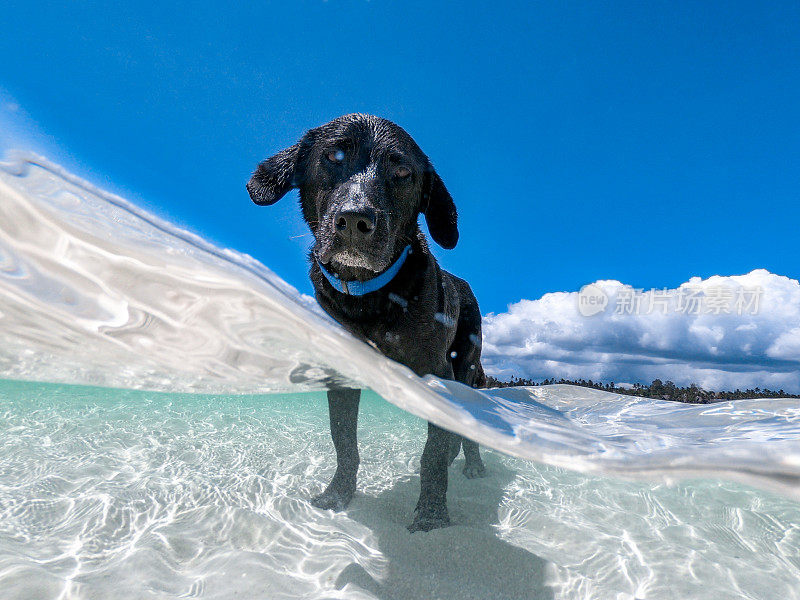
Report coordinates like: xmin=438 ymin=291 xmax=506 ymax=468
xmin=1 ymin=153 xmax=799 ymax=599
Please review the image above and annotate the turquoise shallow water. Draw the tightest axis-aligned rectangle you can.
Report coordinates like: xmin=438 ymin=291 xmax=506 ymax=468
xmin=1 ymin=379 xmax=799 ymax=599
xmin=1 ymin=154 xmax=799 ymax=598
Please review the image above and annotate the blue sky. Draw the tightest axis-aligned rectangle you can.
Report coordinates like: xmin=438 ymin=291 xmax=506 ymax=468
xmin=1 ymin=1 xmax=799 ymax=318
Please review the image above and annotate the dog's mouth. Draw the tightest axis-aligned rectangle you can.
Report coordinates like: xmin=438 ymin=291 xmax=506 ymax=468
xmin=314 ymin=246 xmax=383 ymax=273
xmin=327 ymin=249 xmax=381 ymax=272
xmin=314 ymin=245 xmax=386 ymax=276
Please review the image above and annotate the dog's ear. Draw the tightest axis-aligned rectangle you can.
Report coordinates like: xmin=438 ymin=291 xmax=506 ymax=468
xmin=422 ymin=168 xmax=459 ymax=249
xmin=247 ymin=142 xmax=301 ymax=206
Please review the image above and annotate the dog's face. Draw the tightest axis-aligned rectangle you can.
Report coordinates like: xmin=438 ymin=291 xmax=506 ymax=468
xmin=247 ymin=114 xmax=458 ymax=280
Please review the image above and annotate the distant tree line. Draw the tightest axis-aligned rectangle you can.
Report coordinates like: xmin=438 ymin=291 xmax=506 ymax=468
xmin=484 ymin=375 xmax=800 ymax=404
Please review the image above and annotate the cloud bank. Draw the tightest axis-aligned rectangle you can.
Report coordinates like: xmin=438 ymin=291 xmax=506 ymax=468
xmin=482 ymin=270 xmax=800 ymax=393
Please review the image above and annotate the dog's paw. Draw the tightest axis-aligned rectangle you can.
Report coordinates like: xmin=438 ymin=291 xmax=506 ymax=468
xmin=407 ymin=506 xmax=450 ymax=533
xmin=311 ymin=487 xmax=354 ymax=512
xmin=462 ymin=462 xmax=487 ymax=479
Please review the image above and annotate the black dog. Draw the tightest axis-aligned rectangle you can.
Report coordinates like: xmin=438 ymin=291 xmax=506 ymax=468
xmin=247 ymin=114 xmax=485 ymax=532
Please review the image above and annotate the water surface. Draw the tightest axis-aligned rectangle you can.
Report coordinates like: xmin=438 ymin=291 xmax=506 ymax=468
xmin=1 ymin=154 xmax=799 ymax=598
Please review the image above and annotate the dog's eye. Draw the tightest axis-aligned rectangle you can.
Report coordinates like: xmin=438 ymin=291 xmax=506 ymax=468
xmin=394 ymin=166 xmax=411 ymax=179
xmin=327 ymin=150 xmax=345 ymax=163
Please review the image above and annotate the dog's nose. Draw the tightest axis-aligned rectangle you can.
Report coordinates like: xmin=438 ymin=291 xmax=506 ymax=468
xmin=334 ymin=208 xmax=376 ymax=240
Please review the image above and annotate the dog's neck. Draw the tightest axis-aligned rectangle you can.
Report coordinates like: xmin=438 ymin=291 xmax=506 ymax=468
xmin=310 ymin=233 xmax=432 ymax=323
xmin=316 ymin=246 xmax=412 ymax=296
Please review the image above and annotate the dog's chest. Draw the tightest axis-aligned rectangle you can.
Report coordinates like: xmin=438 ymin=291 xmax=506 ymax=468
xmin=319 ymin=285 xmax=459 ymax=378
xmin=354 ymin=307 xmax=456 ymax=377
xmin=376 ymin=306 xmax=455 ymax=371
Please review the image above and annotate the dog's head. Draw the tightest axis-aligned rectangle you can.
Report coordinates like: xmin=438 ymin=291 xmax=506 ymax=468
xmin=247 ymin=114 xmax=457 ymax=280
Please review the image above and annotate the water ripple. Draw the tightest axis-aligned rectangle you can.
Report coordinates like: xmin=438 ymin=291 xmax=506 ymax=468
xmin=0 ymin=154 xmax=799 ymax=598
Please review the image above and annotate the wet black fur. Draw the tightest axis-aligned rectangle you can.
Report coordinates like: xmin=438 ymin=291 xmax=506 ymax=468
xmin=248 ymin=114 xmax=485 ymax=532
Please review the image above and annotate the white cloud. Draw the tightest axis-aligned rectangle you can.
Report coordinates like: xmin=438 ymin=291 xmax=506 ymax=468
xmin=482 ymin=269 xmax=800 ymax=393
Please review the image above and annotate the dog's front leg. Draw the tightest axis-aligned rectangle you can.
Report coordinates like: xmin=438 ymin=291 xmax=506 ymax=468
xmin=408 ymin=421 xmax=452 ymax=532
xmin=311 ymin=387 xmax=360 ymax=511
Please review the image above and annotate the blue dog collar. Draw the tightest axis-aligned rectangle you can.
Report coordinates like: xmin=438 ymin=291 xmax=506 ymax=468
xmin=317 ymin=245 xmax=412 ymax=296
